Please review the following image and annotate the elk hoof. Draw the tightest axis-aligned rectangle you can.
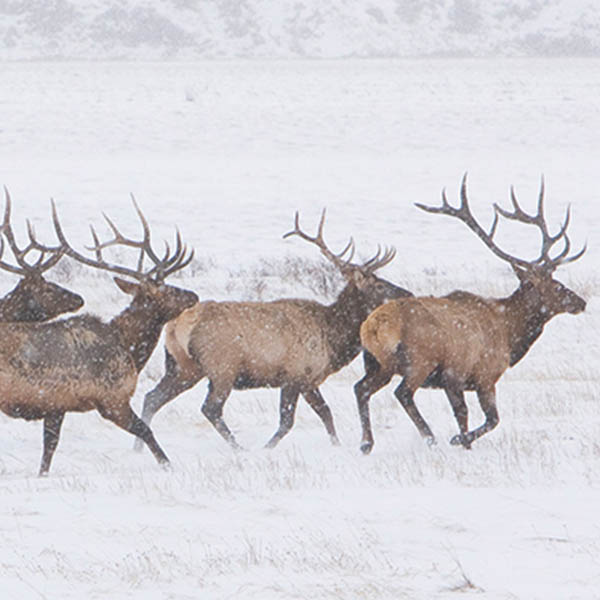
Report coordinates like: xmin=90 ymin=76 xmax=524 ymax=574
xmin=360 ymin=441 xmax=373 ymax=455
xmin=425 ymin=436 xmax=437 ymax=447
xmin=330 ymin=436 xmax=341 ymax=447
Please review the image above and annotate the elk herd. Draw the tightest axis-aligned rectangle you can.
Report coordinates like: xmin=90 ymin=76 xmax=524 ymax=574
xmin=0 ymin=175 xmax=587 ymax=476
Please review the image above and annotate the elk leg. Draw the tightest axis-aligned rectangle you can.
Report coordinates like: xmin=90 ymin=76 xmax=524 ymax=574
xmin=461 ymin=385 xmax=499 ymax=446
xmin=134 ymin=351 xmax=200 ymax=452
xmin=264 ymin=386 xmax=300 ymax=449
xmin=39 ymin=411 xmax=66 ymax=476
xmin=97 ymin=402 xmax=170 ymax=466
xmin=201 ymin=380 xmax=242 ymax=451
xmin=302 ymin=388 xmax=340 ymax=446
xmin=394 ymin=379 xmax=435 ymax=444
xmin=354 ymin=361 xmax=393 ymax=455
xmin=444 ymin=384 xmax=471 ymax=449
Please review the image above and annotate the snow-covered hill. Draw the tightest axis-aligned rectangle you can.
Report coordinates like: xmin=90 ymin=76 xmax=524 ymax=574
xmin=1 ymin=0 xmax=600 ymax=60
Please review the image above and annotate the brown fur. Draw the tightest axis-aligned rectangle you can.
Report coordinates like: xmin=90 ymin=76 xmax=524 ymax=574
xmin=1 ymin=194 xmax=198 ymax=476
xmin=136 ymin=212 xmax=412 ymax=448
xmin=0 ymin=315 xmax=136 ymax=417
xmin=355 ymin=177 xmax=587 ymax=454
xmin=137 ymin=242 xmax=410 ymax=451
xmin=175 ymin=299 xmax=348 ymax=390
xmin=0 ymin=278 xmax=198 ymax=475
xmin=356 ymin=273 xmax=585 ymax=453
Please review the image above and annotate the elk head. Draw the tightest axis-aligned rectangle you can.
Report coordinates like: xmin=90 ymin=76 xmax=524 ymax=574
xmin=416 ymin=174 xmax=586 ymax=320
xmin=0 ymin=187 xmax=83 ymax=322
xmin=284 ymin=209 xmax=410 ymax=311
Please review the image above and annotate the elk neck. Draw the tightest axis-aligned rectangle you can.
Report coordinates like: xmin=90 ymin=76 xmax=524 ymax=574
xmin=324 ymin=283 xmax=371 ymax=371
xmin=110 ymin=297 xmax=168 ymax=373
xmin=498 ymin=283 xmax=551 ymax=367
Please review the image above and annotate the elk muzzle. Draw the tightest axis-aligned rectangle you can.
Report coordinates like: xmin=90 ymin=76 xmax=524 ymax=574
xmin=564 ymin=289 xmax=586 ymax=314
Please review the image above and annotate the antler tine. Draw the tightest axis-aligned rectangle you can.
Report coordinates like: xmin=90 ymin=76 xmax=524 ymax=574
xmin=26 ymin=216 xmax=70 ymax=272
xmin=539 ymin=205 xmax=586 ymax=269
xmin=162 ymin=244 xmax=195 ymax=279
xmin=147 ymin=230 xmax=190 ymax=281
xmin=1 ymin=186 xmax=11 ymax=233
xmin=81 ymin=195 xmax=191 ymax=281
xmin=558 ymin=240 xmax=587 ymax=266
xmin=52 ymin=199 xmax=148 ymax=281
xmin=378 ymin=246 xmax=397 ymax=270
xmin=89 ymin=225 xmax=103 ymax=261
xmin=162 ymin=229 xmax=183 ymax=269
xmin=284 ymin=209 xmax=355 ymax=272
xmin=362 ymin=244 xmax=382 ymax=269
xmin=0 ymin=187 xmax=29 ymax=273
xmin=498 ymin=178 xmax=583 ymax=271
xmin=336 ymin=237 xmax=355 ymax=263
xmin=363 ymin=245 xmax=396 ymax=273
xmin=0 ymin=187 xmax=67 ymax=275
xmin=0 ymin=227 xmax=23 ymax=276
xmin=130 ymin=194 xmax=164 ymax=267
xmin=416 ymin=174 xmax=534 ymax=270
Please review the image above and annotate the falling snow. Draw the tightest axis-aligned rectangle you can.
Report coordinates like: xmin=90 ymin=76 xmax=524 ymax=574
xmin=0 ymin=56 xmax=599 ymax=600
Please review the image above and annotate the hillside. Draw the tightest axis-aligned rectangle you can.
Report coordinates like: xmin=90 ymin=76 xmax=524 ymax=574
xmin=1 ymin=0 xmax=599 ymax=60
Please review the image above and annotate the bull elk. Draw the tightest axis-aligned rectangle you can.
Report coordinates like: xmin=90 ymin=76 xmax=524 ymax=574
xmin=0 ymin=198 xmax=198 ymax=475
xmin=134 ymin=210 xmax=411 ymax=451
xmin=0 ymin=188 xmax=83 ymax=321
xmin=355 ymin=175 xmax=586 ymax=453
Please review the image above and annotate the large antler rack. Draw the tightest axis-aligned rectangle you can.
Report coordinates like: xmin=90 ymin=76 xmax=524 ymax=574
xmin=496 ymin=179 xmax=586 ymax=271
xmin=49 ymin=196 xmax=194 ymax=283
xmin=415 ymin=173 xmax=586 ymax=274
xmin=0 ymin=187 xmax=66 ymax=277
xmin=284 ymin=209 xmax=396 ymax=275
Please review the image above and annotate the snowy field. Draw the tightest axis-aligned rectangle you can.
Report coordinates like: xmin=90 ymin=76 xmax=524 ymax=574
xmin=0 ymin=58 xmax=599 ymax=599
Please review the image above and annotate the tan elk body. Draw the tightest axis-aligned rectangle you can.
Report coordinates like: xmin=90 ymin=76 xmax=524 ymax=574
xmin=169 ymin=300 xmax=336 ymax=387
xmin=355 ymin=175 xmax=586 ymax=453
xmin=0 ymin=314 xmax=137 ymax=419
xmin=136 ymin=211 xmax=411 ymax=451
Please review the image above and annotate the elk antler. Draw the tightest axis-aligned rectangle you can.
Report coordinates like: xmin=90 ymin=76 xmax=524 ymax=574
xmin=415 ymin=173 xmax=586 ymax=274
xmin=361 ymin=244 xmax=397 ymax=274
xmin=50 ymin=196 xmax=194 ymax=282
xmin=497 ymin=178 xmax=586 ymax=271
xmin=0 ymin=187 xmax=66 ymax=277
xmin=284 ymin=209 xmax=395 ymax=275
xmin=284 ymin=209 xmax=356 ymax=273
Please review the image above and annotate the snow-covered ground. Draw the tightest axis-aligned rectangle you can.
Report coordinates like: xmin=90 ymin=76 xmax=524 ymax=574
xmin=0 ymin=58 xmax=599 ymax=599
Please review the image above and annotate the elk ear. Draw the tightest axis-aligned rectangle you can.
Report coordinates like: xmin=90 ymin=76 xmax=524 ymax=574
xmin=113 ymin=277 xmax=141 ymax=296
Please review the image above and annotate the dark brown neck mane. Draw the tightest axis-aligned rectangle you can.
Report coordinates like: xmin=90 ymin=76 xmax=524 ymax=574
xmin=324 ymin=284 xmax=371 ymax=372
xmin=500 ymin=284 xmax=550 ymax=367
xmin=111 ymin=300 xmax=167 ymax=372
